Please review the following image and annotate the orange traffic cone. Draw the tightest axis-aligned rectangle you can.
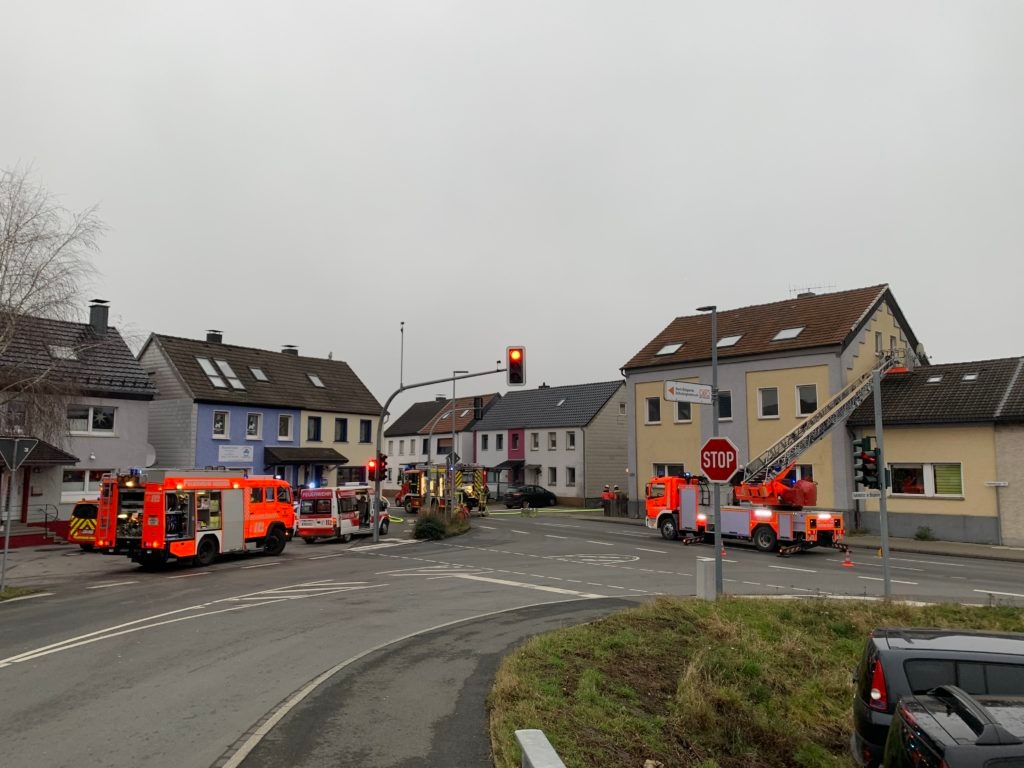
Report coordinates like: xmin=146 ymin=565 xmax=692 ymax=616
xmin=842 ymin=549 xmax=854 ymax=568
xmin=721 ymin=544 xmax=727 ymax=557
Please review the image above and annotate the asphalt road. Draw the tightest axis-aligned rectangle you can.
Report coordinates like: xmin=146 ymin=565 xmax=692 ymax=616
xmin=2 ymin=514 xmax=1022 ymax=768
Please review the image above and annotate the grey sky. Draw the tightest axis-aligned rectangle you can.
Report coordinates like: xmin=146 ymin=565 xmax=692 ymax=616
xmin=3 ymin=1 xmax=1021 ymax=420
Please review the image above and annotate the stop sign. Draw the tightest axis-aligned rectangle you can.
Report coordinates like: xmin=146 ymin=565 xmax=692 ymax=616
xmin=700 ymin=437 xmax=739 ymax=483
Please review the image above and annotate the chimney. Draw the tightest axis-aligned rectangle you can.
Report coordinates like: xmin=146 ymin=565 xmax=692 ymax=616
xmin=89 ymin=299 xmax=109 ymax=337
xmin=282 ymin=345 xmax=299 ymax=356
xmin=436 ymin=396 xmax=448 ymax=403
xmin=206 ymin=329 xmax=223 ymax=343
xmin=797 ymin=291 xmax=816 ymax=299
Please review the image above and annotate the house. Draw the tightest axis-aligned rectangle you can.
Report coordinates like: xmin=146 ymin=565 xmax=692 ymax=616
xmin=847 ymin=357 xmax=1024 ymax=545
xmin=471 ymin=381 xmax=627 ymax=506
xmin=621 ymin=285 xmax=924 ymax=517
xmin=138 ymin=332 xmax=381 ymax=488
xmin=0 ymin=300 xmax=155 ymax=522
xmin=383 ymin=394 xmax=499 ymax=493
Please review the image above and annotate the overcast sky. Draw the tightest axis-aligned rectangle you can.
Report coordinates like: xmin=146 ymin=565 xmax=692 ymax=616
xmin=3 ymin=1 xmax=1021 ymax=420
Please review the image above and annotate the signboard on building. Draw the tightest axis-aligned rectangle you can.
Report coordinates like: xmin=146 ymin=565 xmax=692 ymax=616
xmin=665 ymin=381 xmax=713 ymax=405
xmin=218 ymin=445 xmax=254 ymax=463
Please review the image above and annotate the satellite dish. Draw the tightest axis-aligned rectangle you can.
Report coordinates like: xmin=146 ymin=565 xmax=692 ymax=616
xmin=145 ymin=444 xmax=157 ymax=467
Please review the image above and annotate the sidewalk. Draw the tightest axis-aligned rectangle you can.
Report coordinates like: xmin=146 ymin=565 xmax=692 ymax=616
xmin=570 ymin=514 xmax=1024 ymax=564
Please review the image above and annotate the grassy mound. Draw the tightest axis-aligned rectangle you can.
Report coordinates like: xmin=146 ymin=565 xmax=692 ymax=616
xmin=413 ymin=513 xmax=470 ymax=540
xmin=489 ymin=597 xmax=1024 ymax=768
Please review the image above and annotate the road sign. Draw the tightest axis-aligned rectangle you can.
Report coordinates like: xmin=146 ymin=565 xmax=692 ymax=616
xmin=852 ymin=490 xmax=882 ymax=499
xmin=0 ymin=438 xmax=38 ymax=471
xmin=665 ymin=381 xmax=713 ymax=405
xmin=700 ymin=437 xmax=739 ymax=483
xmin=445 ymin=451 xmax=460 ymax=467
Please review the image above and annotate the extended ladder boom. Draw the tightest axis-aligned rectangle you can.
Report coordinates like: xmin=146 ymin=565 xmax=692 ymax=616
xmin=742 ymin=354 xmax=901 ymax=486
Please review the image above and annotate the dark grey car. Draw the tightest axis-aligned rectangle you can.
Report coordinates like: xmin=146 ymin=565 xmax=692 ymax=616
xmin=502 ymin=484 xmax=557 ymax=508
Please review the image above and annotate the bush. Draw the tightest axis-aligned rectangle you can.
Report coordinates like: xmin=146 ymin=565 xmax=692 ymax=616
xmin=414 ymin=515 xmax=447 ymax=540
xmin=914 ymin=525 xmax=937 ymax=541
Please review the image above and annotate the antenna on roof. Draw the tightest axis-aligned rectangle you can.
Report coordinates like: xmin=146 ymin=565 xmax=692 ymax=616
xmin=788 ymin=282 xmax=836 ymax=298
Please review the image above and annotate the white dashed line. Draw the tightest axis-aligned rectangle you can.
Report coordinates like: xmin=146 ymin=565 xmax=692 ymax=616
xmin=510 ymin=530 xmax=529 ymax=535
xmin=545 ymin=535 xmax=568 ymax=540
xmin=166 ymin=572 xmax=211 ymax=579
xmin=585 ymin=540 xmax=614 ymax=547
xmin=241 ymin=562 xmax=282 ymax=569
xmin=87 ymin=581 xmax=139 ymax=589
xmin=768 ymin=565 xmax=817 ymax=574
xmin=974 ymin=589 xmax=1024 ymax=599
xmin=858 ymin=576 xmax=919 ymax=586
xmin=636 ymin=547 xmax=667 ymax=554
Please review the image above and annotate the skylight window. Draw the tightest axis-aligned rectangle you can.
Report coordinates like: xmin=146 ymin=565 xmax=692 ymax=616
xmin=717 ymin=335 xmax=742 ymax=348
xmin=961 ymin=373 xmax=978 ymax=382
xmin=308 ymin=374 xmax=325 ymax=388
xmin=215 ymin=360 xmax=245 ymax=390
xmin=48 ymin=345 xmax=77 ymax=360
xmin=557 ymin=398 xmax=566 ymax=407
xmin=772 ymin=326 xmax=804 ymax=341
xmin=656 ymin=343 xmax=683 ymax=356
xmin=460 ymin=409 xmax=469 ymax=417
xmin=197 ymin=357 xmax=227 ymax=388
xmin=250 ymin=367 xmax=269 ymax=382
xmin=926 ymin=375 xmax=943 ymax=384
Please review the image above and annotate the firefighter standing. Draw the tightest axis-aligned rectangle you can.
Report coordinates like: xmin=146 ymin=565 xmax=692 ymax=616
xmin=601 ymin=485 xmax=613 ymax=516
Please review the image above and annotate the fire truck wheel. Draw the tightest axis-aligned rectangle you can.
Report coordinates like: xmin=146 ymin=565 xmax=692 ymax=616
xmin=753 ymin=525 xmax=778 ymax=553
xmin=659 ymin=516 xmax=678 ymax=541
xmin=264 ymin=526 xmax=287 ymax=556
xmin=404 ymin=500 xmax=414 ymax=515
xmin=195 ymin=537 xmax=218 ymax=567
xmin=302 ymin=537 xmax=318 ymax=544
xmin=340 ymin=533 xmax=352 ymax=543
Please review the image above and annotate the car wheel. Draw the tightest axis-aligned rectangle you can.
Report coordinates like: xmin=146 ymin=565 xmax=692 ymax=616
xmin=660 ymin=516 xmax=678 ymax=541
xmin=195 ymin=537 xmax=218 ymax=567
xmin=263 ymin=527 xmax=287 ymax=556
xmin=753 ymin=525 xmax=778 ymax=553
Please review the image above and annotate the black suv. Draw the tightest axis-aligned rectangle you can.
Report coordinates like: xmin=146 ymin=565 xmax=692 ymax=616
xmin=884 ymin=685 xmax=1024 ymax=767
xmin=852 ymin=628 xmax=1024 ymax=767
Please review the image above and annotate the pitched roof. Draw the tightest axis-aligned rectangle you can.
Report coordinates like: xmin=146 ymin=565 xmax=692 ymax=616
xmin=623 ymin=285 xmax=919 ymax=371
xmin=472 ymin=381 xmax=624 ymax=430
xmin=384 ymin=400 xmax=447 ymax=438
xmin=144 ymin=334 xmax=381 ymax=414
xmin=416 ymin=393 xmax=500 ymax=435
xmin=847 ymin=357 xmax=1024 ymax=426
xmin=0 ymin=314 xmax=155 ymax=399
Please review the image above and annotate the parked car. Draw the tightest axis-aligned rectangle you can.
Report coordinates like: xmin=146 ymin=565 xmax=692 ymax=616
xmin=503 ymin=485 xmax=557 ymax=508
xmin=68 ymin=500 xmax=99 ymax=551
xmin=884 ymin=685 xmax=1024 ymax=767
xmin=851 ymin=628 xmax=1024 ymax=767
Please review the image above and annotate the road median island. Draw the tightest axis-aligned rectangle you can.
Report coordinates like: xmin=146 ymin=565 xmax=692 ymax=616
xmin=488 ymin=596 xmax=1024 ymax=768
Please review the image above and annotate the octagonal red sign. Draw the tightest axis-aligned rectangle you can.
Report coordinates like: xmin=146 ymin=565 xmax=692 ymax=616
xmin=700 ymin=437 xmax=739 ymax=483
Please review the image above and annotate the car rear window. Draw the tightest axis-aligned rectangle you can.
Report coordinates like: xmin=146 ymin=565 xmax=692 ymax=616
xmin=905 ymin=660 xmax=1024 ymax=696
xmin=72 ymin=504 xmax=98 ymax=520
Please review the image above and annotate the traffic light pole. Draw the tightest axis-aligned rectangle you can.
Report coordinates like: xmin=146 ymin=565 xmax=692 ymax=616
xmin=872 ymin=369 xmax=892 ymax=597
xmin=371 ymin=365 xmax=505 ymax=543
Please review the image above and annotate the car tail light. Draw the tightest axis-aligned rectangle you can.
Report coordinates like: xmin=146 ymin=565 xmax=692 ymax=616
xmin=868 ymin=659 xmax=888 ymax=712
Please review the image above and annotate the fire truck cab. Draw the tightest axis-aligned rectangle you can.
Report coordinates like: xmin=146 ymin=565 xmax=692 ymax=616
xmin=296 ymin=484 xmax=390 ymax=543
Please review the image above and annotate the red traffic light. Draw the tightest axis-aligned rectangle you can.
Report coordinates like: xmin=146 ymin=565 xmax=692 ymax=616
xmin=506 ymin=345 xmax=525 ymax=386
xmin=367 ymin=458 xmax=378 ymax=481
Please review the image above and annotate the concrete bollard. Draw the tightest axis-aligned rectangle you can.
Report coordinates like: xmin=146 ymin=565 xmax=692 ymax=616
xmin=696 ymin=558 xmax=715 ymax=601
xmin=515 ymin=729 xmax=567 ymax=768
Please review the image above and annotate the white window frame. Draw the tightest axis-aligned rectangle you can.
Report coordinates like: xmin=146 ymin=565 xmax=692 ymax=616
xmin=246 ymin=412 xmax=262 ymax=440
xmin=717 ymin=390 xmax=733 ymax=421
xmin=61 ymin=468 xmax=113 ymax=503
xmin=566 ymin=431 xmax=575 ymax=450
xmin=68 ymin=404 xmax=116 ymax=435
xmin=250 ymin=367 xmax=269 ymax=382
xmin=890 ymin=462 xmax=964 ymax=499
xmin=399 ymin=441 xmax=405 ymax=456
xmin=212 ymin=410 xmax=230 ymax=439
xmin=795 ymin=384 xmax=818 ymax=417
xmin=758 ymin=387 xmax=779 ymax=419
xmin=277 ymin=414 xmax=293 ymax=441
xmin=548 ymin=432 xmax=556 ymax=450
xmin=645 ymin=396 xmax=661 ymax=424
xmin=388 ymin=440 xmax=394 ymax=454
xmin=496 ymin=434 xmax=504 ymax=450
xmin=531 ymin=432 xmax=539 ymax=450
xmin=674 ymin=401 xmax=692 ymax=423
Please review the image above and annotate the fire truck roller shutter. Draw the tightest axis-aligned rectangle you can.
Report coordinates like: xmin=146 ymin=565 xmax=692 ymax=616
xmin=223 ymin=489 xmax=245 ymax=550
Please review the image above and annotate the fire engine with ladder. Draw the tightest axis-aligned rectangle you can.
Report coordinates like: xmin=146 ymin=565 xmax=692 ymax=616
xmin=646 ymin=354 xmax=903 ymax=554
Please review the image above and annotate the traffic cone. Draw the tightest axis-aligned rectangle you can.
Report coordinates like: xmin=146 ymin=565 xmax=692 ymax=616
xmin=721 ymin=544 xmax=727 ymax=557
xmin=877 ymin=547 xmax=883 ymax=558
xmin=843 ymin=549 xmax=854 ymax=568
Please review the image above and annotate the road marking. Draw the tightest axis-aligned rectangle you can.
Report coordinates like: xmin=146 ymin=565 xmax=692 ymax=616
xmin=241 ymin=562 xmax=282 ymax=569
xmin=86 ymin=581 xmax=139 ymax=589
xmin=636 ymin=547 xmax=667 ymax=554
xmin=742 ymin=581 xmax=762 ymax=586
xmin=768 ymin=565 xmax=817 ymax=574
xmin=697 ymin=556 xmax=738 ymax=563
xmin=858 ymin=576 xmax=919 ymax=585
xmin=511 ymin=530 xmax=529 ymax=535
xmin=951 ymin=576 xmax=968 ymax=581
xmin=166 ymin=572 xmax=211 ymax=579
xmin=449 ymin=573 xmax=603 ymax=598
xmin=974 ymin=589 xmax=1024 ymax=599
xmin=585 ymin=540 xmax=614 ymax=546
xmin=545 ymin=535 xmax=568 ymax=540
xmin=0 ymin=592 xmax=53 ymax=604
xmin=477 ymin=525 xmax=496 ymax=530
xmin=308 ymin=553 xmax=346 ymax=560
xmin=890 ymin=556 xmax=965 ymax=567
xmin=537 ymin=523 xmax=580 ymax=529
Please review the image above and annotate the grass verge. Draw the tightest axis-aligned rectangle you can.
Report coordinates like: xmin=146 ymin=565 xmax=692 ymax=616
xmin=0 ymin=586 xmax=39 ymax=601
xmin=413 ymin=513 xmax=471 ymax=540
xmin=488 ymin=596 xmax=1024 ymax=768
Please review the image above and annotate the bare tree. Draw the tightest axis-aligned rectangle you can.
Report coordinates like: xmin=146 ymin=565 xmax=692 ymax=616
xmin=0 ymin=166 xmax=102 ymax=443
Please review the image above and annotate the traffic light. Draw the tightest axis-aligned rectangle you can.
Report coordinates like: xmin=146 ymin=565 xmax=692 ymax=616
xmin=853 ymin=437 xmax=872 ymax=486
xmin=377 ymin=453 xmax=388 ymax=480
xmin=506 ymin=346 xmax=525 ymax=386
xmin=862 ymin=449 xmax=880 ymax=489
xmin=366 ymin=457 xmax=378 ymax=482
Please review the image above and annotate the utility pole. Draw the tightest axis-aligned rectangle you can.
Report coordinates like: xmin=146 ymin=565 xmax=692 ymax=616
xmin=697 ymin=305 xmax=724 ymax=597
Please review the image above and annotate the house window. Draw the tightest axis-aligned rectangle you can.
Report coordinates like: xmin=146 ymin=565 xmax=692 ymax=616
xmin=421 ymin=438 xmax=428 ymax=454
xmin=619 ymin=402 xmax=626 ymax=415
xmin=646 ymin=397 xmax=661 ymax=424
xmin=566 ymin=431 xmax=575 ymax=450
xmin=387 ymin=440 xmax=394 ymax=454
xmin=307 ymin=416 xmax=322 ymax=441
xmin=891 ymin=463 xmax=963 ymax=497
xmin=482 ymin=434 xmax=489 ymax=451
xmin=246 ymin=413 xmax=262 ymax=439
xmin=496 ymin=434 xmax=504 ymax=450
xmin=566 ymin=467 xmax=576 ymax=487
xmin=62 ymin=468 xmax=111 ymax=500
xmin=718 ymin=390 xmax=732 ymax=420
xmin=656 ymin=343 xmax=683 ymax=355
xmin=875 ymin=332 xmax=883 ymax=354
xmin=213 ymin=411 xmax=229 ymax=438
xmin=359 ymin=420 xmax=371 ymax=443
xmin=772 ymin=327 xmax=804 ymax=341
xmin=653 ymin=463 xmax=685 ymax=477
xmin=511 ymin=433 xmax=519 ymax=450
xmin=278 ymin=414 xmax=293 ymax=440
xmin=548 ymin=467 xmax=557 ymax=485
xmin=308 ymin=374 xmax=325 ymax=388
xmin=409 ymin=439 xmax=415 ymax=454
xmin=398 ymin=441 xmax=405 ymax=455
xmin=758 ymin=388 xmax=779 ymax=418
xmin=67 ymin=405 xmax=115 ymax=434
xmin=196 ymin=357 xmax=227 ymax=388
xmin=334 ymin=418 xmax=348 ymax=442
xmin=717 ymin=335 xmax=742 ymax=348
xmin=785 ymin=464 xmax=814 ymax=483
xmin=548 ymin=432 xmax=556 ymax=450
xmin=796 ymin=385 xmax=817 ymax=417
xmin=675 ymin=402 xmax=692 ymax=422
xmin=531 ymin=432 xmax=539 ymax=450
xmin=250 ymin=367 xmax=269 ymax=382
xmin=214 ymin=360 xmax=244 ymax=390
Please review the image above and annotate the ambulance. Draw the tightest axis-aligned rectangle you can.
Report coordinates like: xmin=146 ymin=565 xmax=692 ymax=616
xmin=297 ymin=484 xmax=390 ymax=543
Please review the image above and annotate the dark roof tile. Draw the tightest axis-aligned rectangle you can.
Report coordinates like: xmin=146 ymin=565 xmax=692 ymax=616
xmin=472 ymin=382 xmax=624 ymax=430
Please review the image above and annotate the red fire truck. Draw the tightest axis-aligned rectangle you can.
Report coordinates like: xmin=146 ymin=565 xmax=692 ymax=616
xmin=97 ymin=469 xmax=294 ymax=567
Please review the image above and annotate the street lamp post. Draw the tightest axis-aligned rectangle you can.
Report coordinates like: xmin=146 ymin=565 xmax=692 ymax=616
xmin=697 ymin=304 xmax=724 ymax=598
xmin=450 ymin=370 xmax=468 ymax=518
xmin=423 ymin=404 xmax=453 ymax=514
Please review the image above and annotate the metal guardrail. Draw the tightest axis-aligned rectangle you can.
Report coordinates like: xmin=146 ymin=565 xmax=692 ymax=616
xmin=515 ymin=730 xmax=566 ymax=768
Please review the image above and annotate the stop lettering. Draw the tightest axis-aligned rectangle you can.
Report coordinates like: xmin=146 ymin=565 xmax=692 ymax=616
xmin=700 ymin=437 xmax=739 ymax=483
